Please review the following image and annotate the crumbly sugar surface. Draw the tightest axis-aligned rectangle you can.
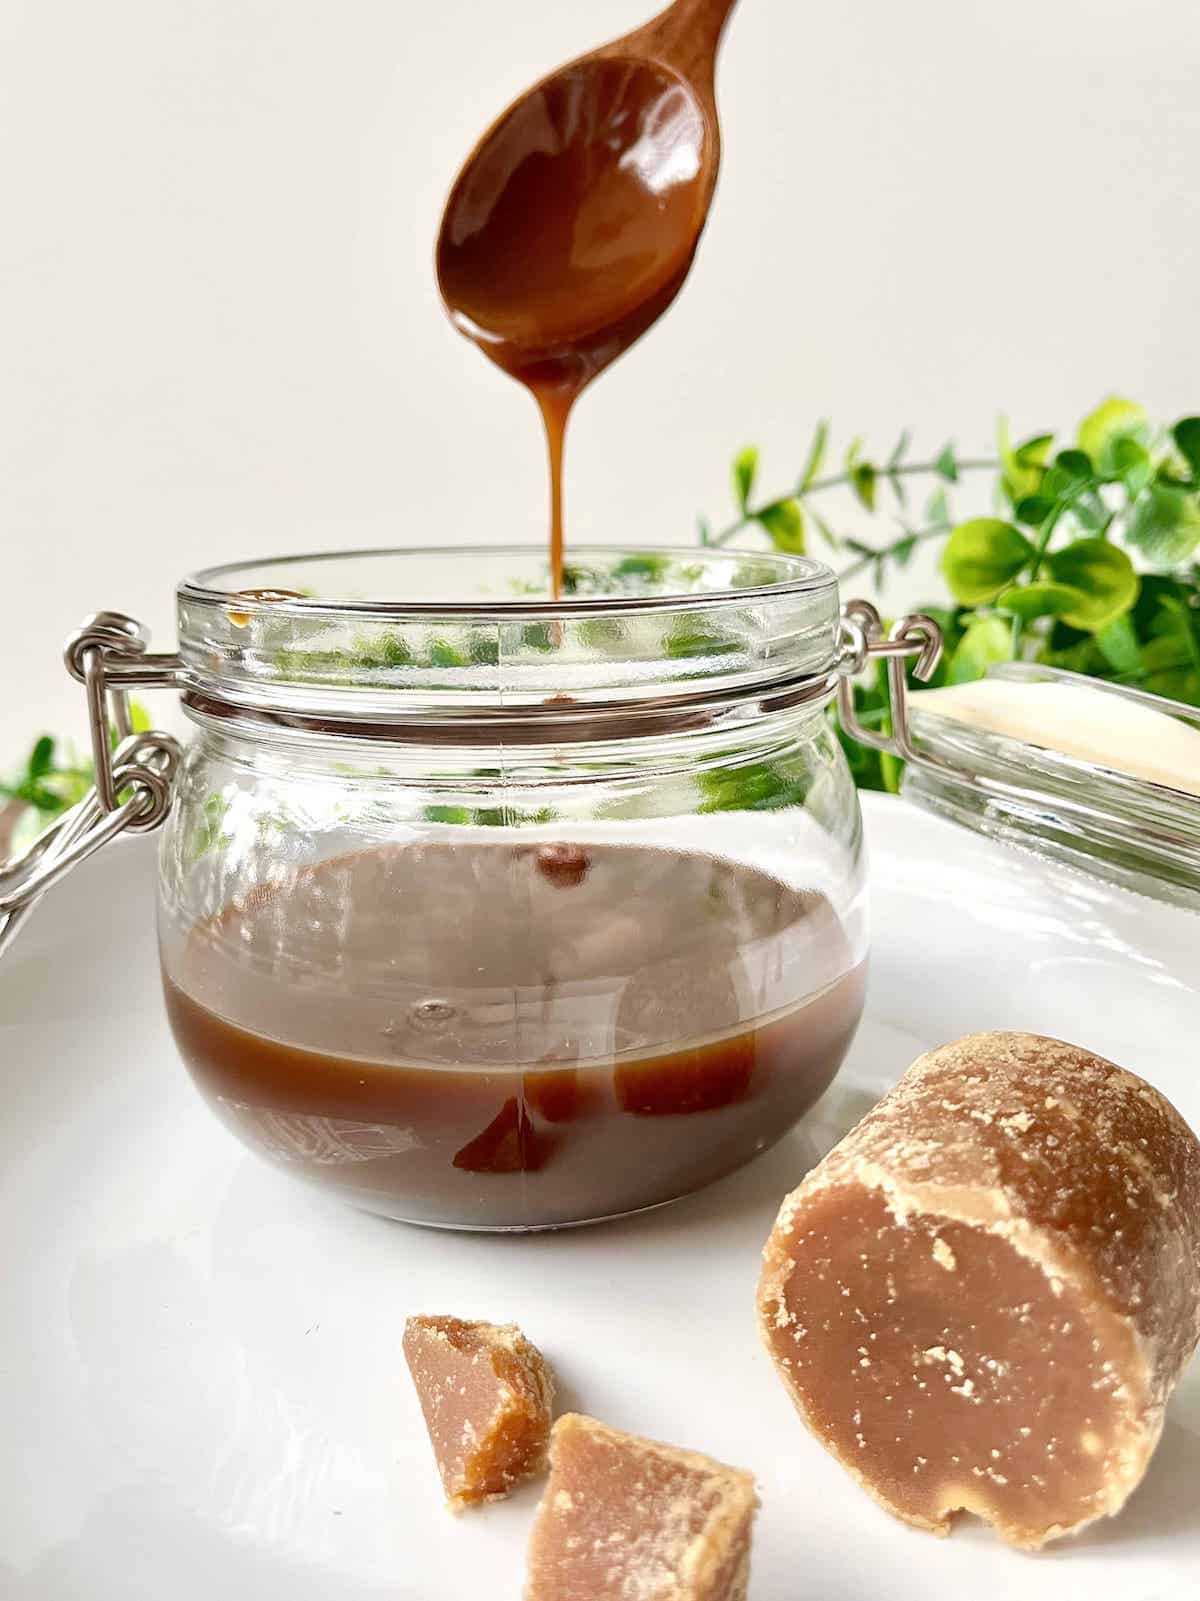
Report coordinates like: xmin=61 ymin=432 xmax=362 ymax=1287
xmin=525 ymin=1414 xmax=758 ymax=1601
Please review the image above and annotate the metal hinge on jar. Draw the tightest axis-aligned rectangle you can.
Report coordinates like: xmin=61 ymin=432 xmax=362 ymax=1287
xmin=0 ymin=613 xmax=184 ymax=956
xmin=835 ymin=600 xmax=943 ymax=760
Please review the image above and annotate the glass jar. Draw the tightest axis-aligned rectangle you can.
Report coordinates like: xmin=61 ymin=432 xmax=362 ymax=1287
xmin=903 ymin=662 xmax=1200 ymax=908
xmin=3 ymin=551 xmax=939 ymax=1230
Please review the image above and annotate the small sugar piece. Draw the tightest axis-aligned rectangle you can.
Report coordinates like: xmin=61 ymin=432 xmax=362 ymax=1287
xmin=525 ymin=1414 xmax=758 ymax=1600
xmin=404 ymin=1315 xmax=554 ymax=1511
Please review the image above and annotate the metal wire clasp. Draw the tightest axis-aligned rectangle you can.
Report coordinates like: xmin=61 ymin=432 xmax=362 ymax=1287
xmin=836 ymin=600 xmax=943 ymax=762
xmin=0 ymin=613 xmax=184 ymax=957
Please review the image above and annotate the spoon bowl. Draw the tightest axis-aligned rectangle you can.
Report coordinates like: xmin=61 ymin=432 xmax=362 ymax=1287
xmin=436 ymin=0 xmax=737 ymax=390
xmin=438 ymin=56 xmax=711 ymax=388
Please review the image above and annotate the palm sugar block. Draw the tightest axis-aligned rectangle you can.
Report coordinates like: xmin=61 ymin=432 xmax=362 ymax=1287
xmin=758 ymin=1032 xmax=1200 ymax=1548
xmin=403 ymin=1315 xmax=554 ymax=1510
xmin=525 ymin=1414 xmax=758 ymax=1600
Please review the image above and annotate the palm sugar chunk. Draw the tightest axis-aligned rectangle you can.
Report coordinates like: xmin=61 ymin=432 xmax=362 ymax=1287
xmin=403 ymin=1315 xmax=554 ymax=1510
xmin=758 ymin=1032 xmax=1200 ymax=1549
xmin=525 ymin=1414 xmax=757 ymax=1600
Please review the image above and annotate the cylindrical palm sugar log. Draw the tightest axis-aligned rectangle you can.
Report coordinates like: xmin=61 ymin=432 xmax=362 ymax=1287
xmin=757 ymin=1033 xmax=1200 ymax=1549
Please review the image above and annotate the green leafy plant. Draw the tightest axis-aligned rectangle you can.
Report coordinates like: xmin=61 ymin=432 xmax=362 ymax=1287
xmin=702 ymin=399 xmax=1200 ymax=790
xmin=0 ymin=704 xmax=152 ymax=855
xmin=7 ymin=399 xmax=1199 ymax=838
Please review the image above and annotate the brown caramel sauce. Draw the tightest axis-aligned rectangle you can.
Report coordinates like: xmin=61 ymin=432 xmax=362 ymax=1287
xmin=163 ymin=841 xmax=864 ymax=1228
xmin=226 ymin=587 xmax=308 ymax=628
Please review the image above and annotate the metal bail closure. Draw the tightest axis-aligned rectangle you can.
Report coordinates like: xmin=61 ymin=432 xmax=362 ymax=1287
xmin=0 ymin=612 xmax=184 ymax=958
xmin=836 ymin=600 xmax=943 ymax=762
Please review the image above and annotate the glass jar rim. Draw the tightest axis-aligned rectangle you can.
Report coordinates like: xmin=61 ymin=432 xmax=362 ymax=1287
xmin=175 ymin=544 xmax=845 ymax=739
xmin=179 ymin=543 xmax=835 ymax=617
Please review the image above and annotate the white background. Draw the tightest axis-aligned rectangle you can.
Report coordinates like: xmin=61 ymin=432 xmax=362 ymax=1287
xmin=2 ymin=0 xmax=1198 ymax=753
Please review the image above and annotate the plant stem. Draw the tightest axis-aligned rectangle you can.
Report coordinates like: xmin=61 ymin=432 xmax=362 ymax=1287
xmin=1027 ymin=480 xmax=1094 ymax=579
xmin=804 ymin=457 xmax=999 ymax=496
xmin=836 ymin=523 xmax=951 ymax=582
xmin=706 ymin=457 xmax=1000 ymax=549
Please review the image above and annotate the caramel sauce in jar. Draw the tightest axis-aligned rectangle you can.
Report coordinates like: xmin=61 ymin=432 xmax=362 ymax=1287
xmin=163 ymin=840 xmax=864 ymax=1228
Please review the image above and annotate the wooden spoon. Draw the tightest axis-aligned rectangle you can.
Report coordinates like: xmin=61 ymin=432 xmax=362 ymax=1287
xmin=436 ymin=0 xmax=740 ymax=591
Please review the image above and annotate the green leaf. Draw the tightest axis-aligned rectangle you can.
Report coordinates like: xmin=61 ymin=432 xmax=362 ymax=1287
xmin=996 ymin=582 xmax=1083 ymax=622
xmin=1095 ymin=614 xmax=1142 ymax=674
xmin=129 ymin=700 xmax=151 ymax=734
xmin=381 ymin=634 xmax=414 ymax=668
xmin=1110 ymin=437 xmax=1153 ymax=494
xmin=1126 ymin=485 xmax=1200 ymax=566
xmin=14 ymin=781 xmax=65 ymax=812
xmin=733 ymin=446 xmax=758 ymax=511
xmin=577 ymin=616 xmax=624 ymax=651
xmin=946 ymin=617 xmax=1013 ymax=685
xmin=666 ymin=622 xmax=740 ymax=660
xmin=942 ymin=518 xmax=1034 ymax=604
xmin=844 ymin=438 xmax=877 ymax=512
xmin=424 ymin=804 xmax=471 ymax=825
xmin=1134 ymin=593 xmax=1200 ymax=701
xmin=1045 ymin=538 xmax=1139 ymax=629
xmin=1173 ymin=417 xmax=1200 ymax=478
xmin=808 ymin=508 xmax=841 ymax=550
xmin=351 ymin=631 xmax=413 ymax=669
xmin=999 ymin=422 xmax=1054 ymax=506
xmin=189 ymin=792 xmax=234 ymax=861
xmin=1071 ymin=492 xmax=1110 ymax=534
xmin=756 ymin=498 xmax=805 ymax=553
xmin=27 ymin=736 xmax=54 ymax=780
xmin=1040 ymin=463 xmax=1087 ymax=501
xmin=1015 ymin=432 xmax=1056 ymax=464
xmin=1014 ymin=494 xmax=1054 ymax=527
xmin=850 ymin=463 xmax=877 ymax=512
xmin=428 ymin=639 xmax=468 ymax=668
xmin=612 ymin=553 xmax=669 ymax=581
xmin=925 ymin=486 xmax=950 ymax=527
xmin=934 ymin=443 xmax=958 ymax=483
xmin=1131 ymin=575 xmax=1194 ymax=640
xmin=797 ymin=420 xmax=828 ymax=491
xmin=697 ymin=754 xmax=812 ymax=813
xmin=1078 ymin=397 xmax=1150 ymax=473
xmin=886 ymin=431 xmax=911 ymax=507
xmin=519 ymin=622 xmax=555 ymax=653
xmin=1054 ymin=448 xmax=1093 ymax=483
xmin=891 ymin=534 xmax=917 ymax=568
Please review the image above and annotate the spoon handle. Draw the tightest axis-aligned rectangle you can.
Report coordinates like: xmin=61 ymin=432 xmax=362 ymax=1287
xmin=632 ymin=0 xmax=740 ymax=78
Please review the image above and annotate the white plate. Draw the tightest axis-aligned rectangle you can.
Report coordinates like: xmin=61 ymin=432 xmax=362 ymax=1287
xmin=2 ymin=794 xmax=1197 ymax=1600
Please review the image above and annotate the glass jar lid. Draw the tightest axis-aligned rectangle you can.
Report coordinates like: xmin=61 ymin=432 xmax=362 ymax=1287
xmin=175 ymin=545 xmax=843 ymax=732
xmin=903 ymin=663 xmax=1200 ymax=908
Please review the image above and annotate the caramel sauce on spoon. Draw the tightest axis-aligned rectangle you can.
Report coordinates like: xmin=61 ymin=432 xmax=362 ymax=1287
xmin=436 ymin=0 xmax=739 ymax=594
